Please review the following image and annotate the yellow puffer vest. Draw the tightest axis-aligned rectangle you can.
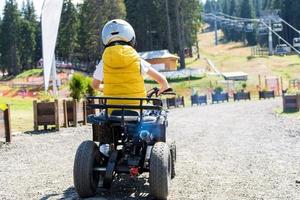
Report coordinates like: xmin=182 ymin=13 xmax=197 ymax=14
xmin=102 ymin=45 xmax=146 ymax=108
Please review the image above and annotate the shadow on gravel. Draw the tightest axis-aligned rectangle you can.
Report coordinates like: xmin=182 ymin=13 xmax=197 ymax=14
xmin=24 ymin=129 xmax=58 ymax=135
xmin=40 ymin=193 xmax=60 ymax=200
xmin=51 ymin=175 xmax=153 ymax=200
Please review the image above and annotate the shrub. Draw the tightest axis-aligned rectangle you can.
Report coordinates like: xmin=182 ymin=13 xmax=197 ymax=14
xmin=69 ymin=73 xmax=87 ymax=100
xmin=85 ymin=77 xmax=97 ymax=97
xmin=214 ymin=86 xmax=223 ymax=93
xmin=286 ymin=87 xmax=300 ymax=95
xmin=38 ymin=91 xmax=54 ymax=102
xmin=242 ymin=82 xmax=247 ymax=89
xmin=235 ymin=81 xmax=247 ymax=92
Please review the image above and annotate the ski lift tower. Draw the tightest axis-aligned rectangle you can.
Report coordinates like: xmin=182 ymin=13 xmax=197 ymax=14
xmin=260 ymin=10 xmax=281 ymax=55
xmin=260 ymin=10 xmax=300 ymax=56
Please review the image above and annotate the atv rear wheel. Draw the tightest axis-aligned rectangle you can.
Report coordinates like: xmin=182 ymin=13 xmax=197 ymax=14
xmin=73 ymin=140 xmax=101 ymax=198
xmin=149 ymin=142 xmax=171 ymax=200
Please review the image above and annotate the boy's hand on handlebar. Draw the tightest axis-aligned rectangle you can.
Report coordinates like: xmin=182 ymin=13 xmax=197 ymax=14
xmin=158 ymin=86 xmax=171 ymax=95
xmin=158 ymin=86 xmax=170 ymax=95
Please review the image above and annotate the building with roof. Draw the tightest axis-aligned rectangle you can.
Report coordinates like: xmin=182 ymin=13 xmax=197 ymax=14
xmin=139 ymin=50 xmax=179 ymax=71
xmin=222 ymin=72 xmax=248 ymax=81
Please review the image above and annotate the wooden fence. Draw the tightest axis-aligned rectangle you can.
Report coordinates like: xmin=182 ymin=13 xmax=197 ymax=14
xmin=33 ymin=100 xmax=66 ymax=131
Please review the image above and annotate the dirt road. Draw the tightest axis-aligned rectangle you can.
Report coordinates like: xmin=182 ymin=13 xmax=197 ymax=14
xmin=0 ymin=99 xmax=300 ymax=200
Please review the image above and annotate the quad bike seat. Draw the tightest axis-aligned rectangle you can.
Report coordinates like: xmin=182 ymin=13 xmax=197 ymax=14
xmin=110 ymin=110 xmax=140 ymax=122
xmin=87 ymin=110 xmax=158 ymax=124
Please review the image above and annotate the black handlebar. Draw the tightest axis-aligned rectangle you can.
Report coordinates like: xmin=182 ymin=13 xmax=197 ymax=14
xmin=147 ymin=87 xmax=176 ymax=98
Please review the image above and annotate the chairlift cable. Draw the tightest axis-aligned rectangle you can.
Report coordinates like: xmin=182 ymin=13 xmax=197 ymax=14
xmin=279 ymin=17 xmax=300 ymax=35
xmin=204 ymin=13 xmax=251 ymax=24
xmin=216 ymin=12 xmax=260 ymax=22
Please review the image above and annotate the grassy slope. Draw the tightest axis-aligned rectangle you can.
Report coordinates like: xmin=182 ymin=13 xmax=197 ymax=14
xmin=197 ymin=30 xmax=300 ymax=89
xmin=15 ymin=69 xmax=43 ymax=79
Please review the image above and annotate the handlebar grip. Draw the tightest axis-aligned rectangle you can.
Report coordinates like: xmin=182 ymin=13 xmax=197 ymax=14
xmin=163 ymin=88 xmax=173 ymax=93
xmin=163 ymin=92 xmax=176 ymax=95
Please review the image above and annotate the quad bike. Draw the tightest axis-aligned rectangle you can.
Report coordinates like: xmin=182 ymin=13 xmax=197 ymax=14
xmin=73 ymin=88 xmax=177 ymax=200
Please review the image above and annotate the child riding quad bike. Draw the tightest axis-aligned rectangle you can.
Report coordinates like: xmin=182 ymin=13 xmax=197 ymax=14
xmin=73 ymin=19 xmax=176 ymax=199
xmin=73 ymin=87 xmax=176 ymax=200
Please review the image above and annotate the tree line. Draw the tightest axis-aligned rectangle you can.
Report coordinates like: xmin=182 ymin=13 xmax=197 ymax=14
xmin=0 ymin=0 xmax=202 ymax=76
xmin=204 ymin=0 xmax=300 ymax=47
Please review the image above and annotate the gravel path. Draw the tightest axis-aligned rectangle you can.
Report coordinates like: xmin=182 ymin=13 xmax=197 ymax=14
xmin=0 ymin=99 xmax=300 ymax=200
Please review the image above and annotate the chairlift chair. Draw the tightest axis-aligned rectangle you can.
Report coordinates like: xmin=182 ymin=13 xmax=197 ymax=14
xmin=258 ymin=24 xmax=268 ymax=36
xmin=236 ymin=22 xmax=244 ymax=32
xmin=244 ymin=23 xmax=254 ymax=33
xmin=293 ymin=38 xmax=300 ymax=47
xmin=228 ymin=22 xmax=235 ymax=29
xmin=224 ymin=20 xmax=230 ymax=25
xmin=275 ymin=44 xmax=290 ymax=55
xmin=273 ymin=22 xmax=283 ymax=32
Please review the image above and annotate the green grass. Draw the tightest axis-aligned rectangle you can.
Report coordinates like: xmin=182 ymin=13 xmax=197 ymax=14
xmin=16 ymin=69 xmax=43 ymax=79
xmin=0 ymin=97 xmax=33 ymax=133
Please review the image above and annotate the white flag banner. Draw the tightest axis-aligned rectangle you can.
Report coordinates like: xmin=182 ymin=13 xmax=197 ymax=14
xmin=42 ymin=0 xmax=63 ymax=91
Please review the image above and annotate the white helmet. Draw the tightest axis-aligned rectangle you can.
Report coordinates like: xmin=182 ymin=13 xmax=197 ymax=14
xmin=101 ymin=19 xmax=136 ymax=46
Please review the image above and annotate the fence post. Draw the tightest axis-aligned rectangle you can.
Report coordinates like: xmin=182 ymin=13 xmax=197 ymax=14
xmin=33 ymin=100 xmax=38 ymax=131
xmin=62 ymin=100 xmax=68 ymax=128
xmin=4 ymin=105 xmax=11 ymax=143
xmin=276 ymin=77 xmax=281 ymax=96
xmin=73 ymin=99 xmax=78 ymax=127
xmin=83 ymin=101 xmax=87 ymax=125
xmin=297 ymin=94 xmax=300 ymax=110
xmin=54 ymin=99 xmax=59 ymax=131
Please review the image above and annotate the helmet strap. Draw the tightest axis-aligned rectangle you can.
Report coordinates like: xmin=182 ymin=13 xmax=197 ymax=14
xmin=105 ymin=41 xmax=131 ymax=48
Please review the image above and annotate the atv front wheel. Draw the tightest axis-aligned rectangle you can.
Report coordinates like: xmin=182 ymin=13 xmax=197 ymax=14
xmin=169 ymin=141 xmax=176 ymax=179
xmin=149 ymin=142 xmax=171 ymax=200
xmin=73 ymin=140 xmax=101 ymax=198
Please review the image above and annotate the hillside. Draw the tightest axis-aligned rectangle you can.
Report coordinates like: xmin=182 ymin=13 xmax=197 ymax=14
xmin=191 ymin=30 xmax=300 ymax=88
xmin=198 ymin=30 xmax=300 ymax=78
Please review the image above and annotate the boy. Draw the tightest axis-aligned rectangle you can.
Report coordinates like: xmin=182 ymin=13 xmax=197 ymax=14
xmin=92 ymin=19 xmax=169 ymax=98
xmin=92 ymin=19 xmax=170 ymax=156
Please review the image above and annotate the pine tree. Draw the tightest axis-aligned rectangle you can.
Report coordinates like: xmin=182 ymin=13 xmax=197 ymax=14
xmin=77 ymin=0 xmax=102 ymax=64
xmin=204 ymin=0 xmax=213 ymax=13
xmin=228 ymin=0 xmax=241 ymax=41
xmin=19 ymin=18 xmax=36 ymax=70
xmin=102 ymin=0 xmax=126 ymax=20
xmin=165 ymin=0 xmax=174 ymax=52
xmin=125 ymin=0 xmax=202 ymax=69
xmin=34 ymin=22 xmax=42 ymax=65
xmin=22 ymin=0 xmax=36 ymax=22
xmin=221 ymin=0 xmax=230 ymax=41
xmin=57 ymin=0 xmax=79 ymax=60
xmin=240 ymin=0 xmax=257 ymax=45
xmin=77 ymin=0 xmax=127 ymax=67
xmin=19 ymin=0 xmax=37 ymax=70
xmin=0 ymin=16 xmax=2 ymax=72
xmin=253 ymin=0 xmax=262 ymax=17
xmin=0 ymin=0 xmax=21 ymax=75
